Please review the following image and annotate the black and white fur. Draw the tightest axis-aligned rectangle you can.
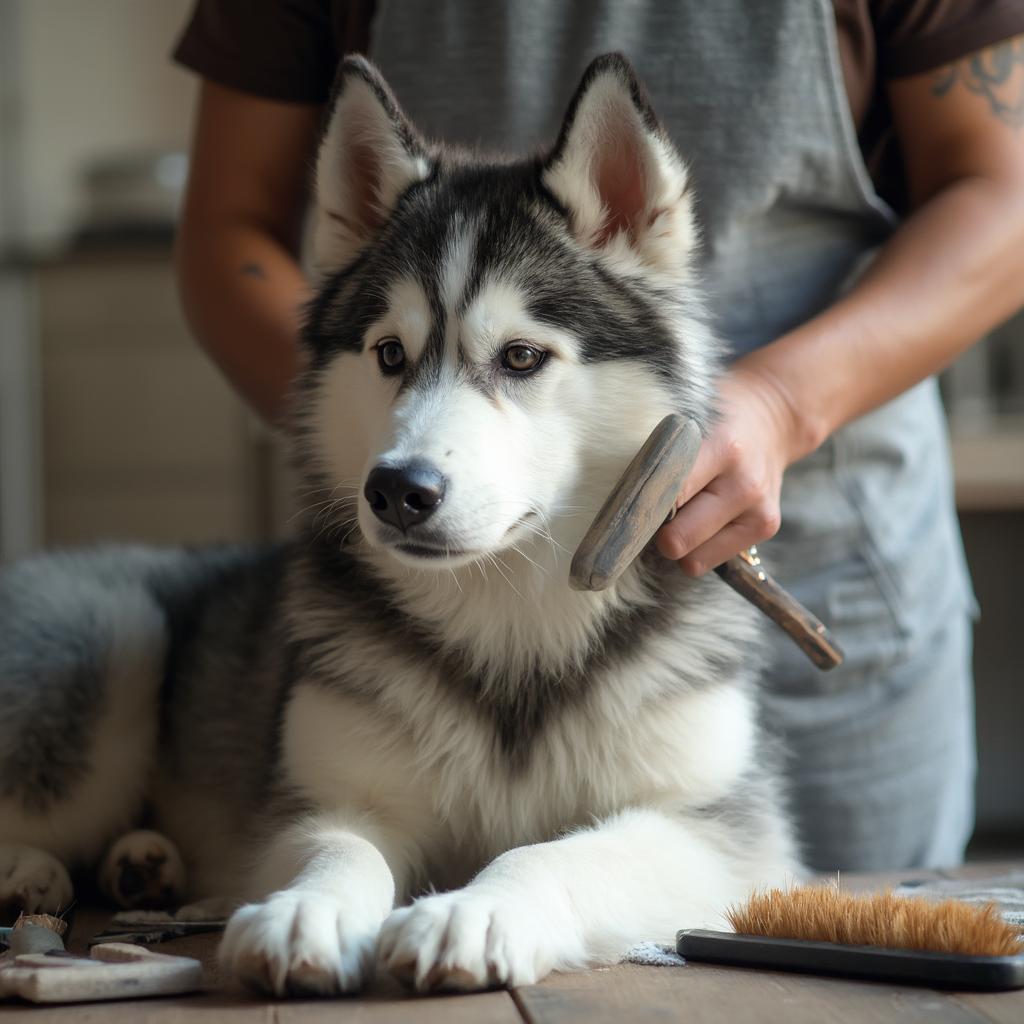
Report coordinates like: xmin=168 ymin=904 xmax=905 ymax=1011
xmin=0 ymin=55 xmax=799 ymax=993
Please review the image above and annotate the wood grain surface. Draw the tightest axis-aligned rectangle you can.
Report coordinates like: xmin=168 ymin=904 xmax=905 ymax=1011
xmin=3 ymin=865 xmax=1020 ymax=1022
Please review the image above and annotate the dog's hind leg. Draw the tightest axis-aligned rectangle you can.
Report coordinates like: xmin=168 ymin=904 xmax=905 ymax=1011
xmin=0 ymin=550 xmax=170 ymax=916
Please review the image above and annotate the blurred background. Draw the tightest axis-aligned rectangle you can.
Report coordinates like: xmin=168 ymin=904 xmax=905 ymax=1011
xmin=0 ymin=1 xmax=1021 ymax=857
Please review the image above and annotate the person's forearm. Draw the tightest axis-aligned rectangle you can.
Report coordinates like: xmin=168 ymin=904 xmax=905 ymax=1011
xmin=658 ymin=172 xmax=1024 ymax=571
xmin=739 ymin=173 xmax=1024 ymax=464
xmin=175 ymin=218 xmax=310 ymax=426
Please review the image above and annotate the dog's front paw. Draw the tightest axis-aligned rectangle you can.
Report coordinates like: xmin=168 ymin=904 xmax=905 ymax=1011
xmin=219 ymin=890 xmax=379 ymax=996
xmin=378 ymin=889 xmax=553 ymax=992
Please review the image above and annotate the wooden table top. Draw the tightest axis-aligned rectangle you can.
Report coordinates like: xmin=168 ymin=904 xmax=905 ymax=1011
xmin=4 ymin=861 xmax=1022 ymax=1023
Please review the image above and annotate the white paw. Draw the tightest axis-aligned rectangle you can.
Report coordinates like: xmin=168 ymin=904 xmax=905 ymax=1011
xmin=219 ymin=890 xmax=380 ymax=996
xmin=0 ymin=844 xmax=74 ymax=919
xmin=98 ymin=830 xmax=185 ymax=909
xmin=378 ymin=889 xmax=552 ymax=992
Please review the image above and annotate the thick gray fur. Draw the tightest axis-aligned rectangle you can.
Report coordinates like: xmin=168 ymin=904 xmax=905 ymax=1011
xmin=0 ymin=54 xmax=796 ymax=928
xmin=0 ymin=545 xmax=284 ymax=816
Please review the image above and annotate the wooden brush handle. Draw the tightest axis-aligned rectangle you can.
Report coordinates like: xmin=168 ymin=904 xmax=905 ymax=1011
xmin=569 ymin=414 xmax=844 ymax=671
xmin=715 ymin=549 xmax=843 ymax=671
xmin=569 ymin=416 xmax=702 ymax=592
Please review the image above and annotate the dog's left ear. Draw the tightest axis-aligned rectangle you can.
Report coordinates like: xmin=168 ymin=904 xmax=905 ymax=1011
xmin=313 ymin=57 xmax=433 ymax=270
xmin=542 ymin=54 xmax=695 ymax=276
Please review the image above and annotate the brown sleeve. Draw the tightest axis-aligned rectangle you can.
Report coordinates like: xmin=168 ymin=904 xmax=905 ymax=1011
xmin=172 ymin=0 xmax=374 ymax=103
xmin=874 ymin=0 xmax=1024 ymax=78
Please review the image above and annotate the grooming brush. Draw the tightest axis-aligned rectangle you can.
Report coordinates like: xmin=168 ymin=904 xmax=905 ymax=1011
xmin=677 ymin=886 xmax=1024 ymax=990
xmin=569 ymin=414 xmax=844 ymax=670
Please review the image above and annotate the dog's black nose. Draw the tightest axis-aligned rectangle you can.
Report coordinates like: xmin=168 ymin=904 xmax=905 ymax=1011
xmin=364 ymin=461 xmax=447 ymax=532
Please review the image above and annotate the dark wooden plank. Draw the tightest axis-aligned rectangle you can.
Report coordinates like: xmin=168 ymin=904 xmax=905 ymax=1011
xmin=0 ymin=982 xmax=523 ymax=1023
xmin=830 ymin=869 xmax=946 ymax=893
xmin=921 ymin=862 xmax=1024 ymax=1024
xmin=0 ymin=998 xmax=261 ymax=1024
xmin=951 ymin=992 xmax=1024 ymax=1024
xmin=15 ymin=865 xmax=1024 ymax=1023
xmin=940 ymin=862 xmax=1024 ymax=881
xmin=8 ymin=906 xmax=523 ymax=1024
xmin=277 ymin=990 xmax=525 ymax=1024
xmin=514 ymin=962 xmax=996 ymax=1024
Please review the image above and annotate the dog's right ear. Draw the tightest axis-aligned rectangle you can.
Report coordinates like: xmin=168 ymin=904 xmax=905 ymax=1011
xmin=313 ymin=57 xmax=432 ymax=270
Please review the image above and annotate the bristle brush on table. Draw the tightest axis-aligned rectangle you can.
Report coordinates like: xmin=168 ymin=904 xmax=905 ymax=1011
xmin=569 ymin=413 xmax=844 ymax=671
xmin=677 ymin=885 xmax=1024 ymax=990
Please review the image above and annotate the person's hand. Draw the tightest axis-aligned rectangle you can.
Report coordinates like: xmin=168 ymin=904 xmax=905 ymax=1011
xmin=655 ymin=364 xmax=804 ymax=575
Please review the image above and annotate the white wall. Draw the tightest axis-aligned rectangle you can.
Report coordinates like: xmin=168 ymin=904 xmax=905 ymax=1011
xmin=10 ymin=0 xmax=197 ymax=248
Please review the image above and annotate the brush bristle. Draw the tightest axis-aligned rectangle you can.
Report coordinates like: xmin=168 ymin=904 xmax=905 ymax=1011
xmin=727 ymin=886 xmax=1023 ymax=958
xmin=12 ymin=912 xmax=68 ymax=938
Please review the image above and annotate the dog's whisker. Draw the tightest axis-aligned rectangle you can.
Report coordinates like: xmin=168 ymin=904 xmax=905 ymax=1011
xmin=488 ymin=554 xmax=521 ymax=599
xmin=510 ymin=543 xmax=549 ymax=577
xmin=291 ymin=483 xmax=346 ymax=501
xmin=290 ymin=493 xmax=359 ymax=527
xmin=513 ymin=521 xmax=572 ymax=558
xmin=289 ymin=481 xmax=359 ymax=508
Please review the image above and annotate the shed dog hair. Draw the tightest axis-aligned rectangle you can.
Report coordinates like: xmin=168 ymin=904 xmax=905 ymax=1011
xmin=0 ymin=54 xmax=799 ymax=994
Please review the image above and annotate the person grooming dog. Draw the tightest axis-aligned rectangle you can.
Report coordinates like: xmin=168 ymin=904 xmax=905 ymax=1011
xmin=173 ymin=2 xmax=1024 ymax=872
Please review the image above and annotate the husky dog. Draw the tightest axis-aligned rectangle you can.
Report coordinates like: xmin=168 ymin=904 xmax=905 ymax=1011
xmin=0 ymin=55 xmax=798 ymax=994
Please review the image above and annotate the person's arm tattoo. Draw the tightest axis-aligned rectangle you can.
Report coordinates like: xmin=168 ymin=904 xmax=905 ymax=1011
xmin=931 ymin=37 xmax=1024 ymax=129
xmin=240 ymin=262 xmax=266 ymax=279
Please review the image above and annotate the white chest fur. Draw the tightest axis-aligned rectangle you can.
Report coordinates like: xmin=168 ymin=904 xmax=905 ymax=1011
xmin=281 ymin=672 xmax=755 ymax=885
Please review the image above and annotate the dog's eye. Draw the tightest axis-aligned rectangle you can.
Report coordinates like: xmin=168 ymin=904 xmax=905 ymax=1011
xmin=376 ymin=338 xmax=406 ymax=375
xmin=501 ymin=343 xmax=545 ymax=374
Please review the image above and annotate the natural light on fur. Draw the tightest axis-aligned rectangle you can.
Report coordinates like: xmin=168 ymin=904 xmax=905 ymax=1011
xmin=0 ymin=53 xmax=797 ymax=998
xmin=728 ymin=886 xmax=1024 ymax=958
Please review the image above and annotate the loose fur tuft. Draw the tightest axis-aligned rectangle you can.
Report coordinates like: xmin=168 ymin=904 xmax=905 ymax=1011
xmin=728 ymin=886 xmax=1024 ymax=958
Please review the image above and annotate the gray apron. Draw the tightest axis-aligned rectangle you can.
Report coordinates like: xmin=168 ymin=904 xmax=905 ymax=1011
xmin=369 ymin=0 xmax=977 ymax=870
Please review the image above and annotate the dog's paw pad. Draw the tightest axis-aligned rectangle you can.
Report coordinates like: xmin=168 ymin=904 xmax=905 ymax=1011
xmin=0 ymin=844 xmax=74 ymax=920
xmin=99 ymin=830 xmax=186 ymax=910
xmin=219 ymin=890 xmax=379 ymax=996
xmin=379 ymin=891 xmax=548 ymax=992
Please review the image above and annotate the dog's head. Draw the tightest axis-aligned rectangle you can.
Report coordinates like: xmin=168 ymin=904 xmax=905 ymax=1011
xmin=296 ymin=54 xmax=717 ymax=571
